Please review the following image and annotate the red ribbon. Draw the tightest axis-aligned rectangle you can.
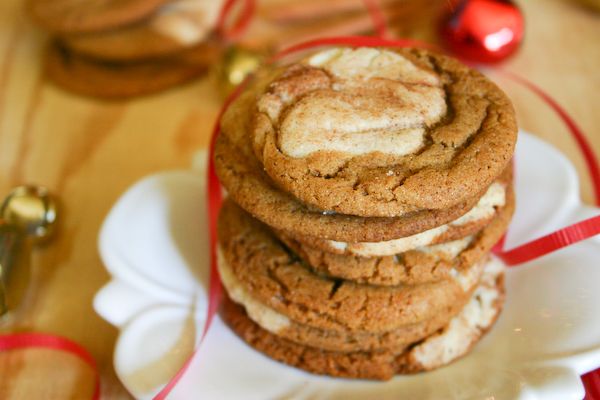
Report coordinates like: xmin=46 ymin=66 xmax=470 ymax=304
xmin=0 ymin=333 xmax=100 ymax=399
xmin=216 ymin=0 xmax=256 ymax=42
xmin=497 ymin=215 xmax=600 ymax=265
xmin=152 ymin=80 xmax=249 ymax=400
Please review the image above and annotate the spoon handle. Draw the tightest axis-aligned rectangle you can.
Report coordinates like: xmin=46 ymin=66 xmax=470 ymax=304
xmin=0 ymin=223 xmax=23 ymax=317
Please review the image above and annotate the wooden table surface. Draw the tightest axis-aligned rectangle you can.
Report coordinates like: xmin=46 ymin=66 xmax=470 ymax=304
xmin=0 ymin=0 xmax=598 ymax=398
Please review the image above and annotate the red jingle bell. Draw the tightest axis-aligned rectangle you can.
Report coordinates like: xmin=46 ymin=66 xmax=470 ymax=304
xmin=442 ymin=0 xmax=524 ymax=64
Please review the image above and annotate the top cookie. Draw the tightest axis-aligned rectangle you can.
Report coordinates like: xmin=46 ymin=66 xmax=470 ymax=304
xmin=216 ymin=84 xmax=509 ymax=243
xmin=250 ymin=47 xmax=517 ymax=217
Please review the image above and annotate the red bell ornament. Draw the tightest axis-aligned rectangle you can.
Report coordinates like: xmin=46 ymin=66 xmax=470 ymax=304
xmin=442 ymin=0 xmax=524 ymax=64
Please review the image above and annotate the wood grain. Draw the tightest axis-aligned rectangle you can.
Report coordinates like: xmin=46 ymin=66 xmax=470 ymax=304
xmin=0 ymin=0 xmax=598 ymax=398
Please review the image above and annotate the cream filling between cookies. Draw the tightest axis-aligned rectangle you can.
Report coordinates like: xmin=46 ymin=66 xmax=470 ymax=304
xmin=419 ymin=236 xmax=474 ymax=259
xmin=327 ymin=183 xmax=506 ymax=257
xmin=412 ymin=257 xmax=505 ymax=368
xmin=151 ymin=0 xmax=221 ymax=45
xmin=273 ymin=48 xmax=447 ymax=158
xmin=217 ymin=247 xmax=291 ymax=333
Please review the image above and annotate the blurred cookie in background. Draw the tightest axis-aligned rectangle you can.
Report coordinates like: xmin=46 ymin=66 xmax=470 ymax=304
xmin=45 ymin=41 xmax=220 ymax=99
xmin=60 ymin=0 xmax=223 ymax=62
xmin=28 ymin=0 xmax=225 ymax=99
xmin=27 ymin=0 xmax=170 ymax=34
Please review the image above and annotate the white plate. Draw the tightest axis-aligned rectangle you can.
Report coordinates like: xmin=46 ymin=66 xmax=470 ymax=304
xmin=95 ymin=132 xmax=600 ymax=400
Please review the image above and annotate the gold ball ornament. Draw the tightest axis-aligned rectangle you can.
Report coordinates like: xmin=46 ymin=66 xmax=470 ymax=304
xmin=216 ymin=46 xmax=263 ymax=95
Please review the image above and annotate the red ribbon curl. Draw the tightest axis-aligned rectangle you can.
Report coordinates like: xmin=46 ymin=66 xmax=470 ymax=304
xmin=216 ymin=0 xmax=256 ymax=42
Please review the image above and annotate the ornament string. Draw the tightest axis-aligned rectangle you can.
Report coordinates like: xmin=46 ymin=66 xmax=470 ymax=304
xmin=216 ymin=0 xmax=256 ymax=41
xmin=362 ymin=0 xmax=388 ymax=38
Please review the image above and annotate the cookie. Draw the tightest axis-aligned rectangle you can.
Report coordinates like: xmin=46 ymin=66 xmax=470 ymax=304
xmin=45 ymin=41 xmax=220 ymax=99
xmin=62 ymin=0 xmax=222 ymax=62
xmin=248 ymin=47 xmax=517 ymax=217
xmin=215 ymin=87 xmax=491 ymax=243
xmin=221 ymin=256 xmax=506 ymax=380
xmin=284 ymin=170 xmax=511 ymax=257
xmin=218 ymin=245 xmax=472 ymax=352
xmin=278 ymin=184 xmax=514 ymax=286
xmin=218 ymin=199 xmax=485 ymax=333
xmin=27 ymin=0 xmax=169 ymax=34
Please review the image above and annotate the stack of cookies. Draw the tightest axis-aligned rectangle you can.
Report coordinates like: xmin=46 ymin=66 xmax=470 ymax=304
xmin=27 ymin=0 xmax=224 ymax=98
xmin=214 ymin=46 xmax=517 ymax=379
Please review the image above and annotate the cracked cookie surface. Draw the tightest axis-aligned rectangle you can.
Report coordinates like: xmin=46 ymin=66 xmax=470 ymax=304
xmin=218 ymin=199 xmax=491 ymax=333
xmin=218 ymin=245 xmax=474 ymax=352
xmin=249 ymin=47 xmax=517 ymax=217
xmin=221 ymin=257 xmax=506 ymax=380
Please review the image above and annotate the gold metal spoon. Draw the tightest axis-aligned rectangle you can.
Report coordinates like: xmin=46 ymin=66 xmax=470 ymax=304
xmin=0 ymin=185 xmax=58 ymax=318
